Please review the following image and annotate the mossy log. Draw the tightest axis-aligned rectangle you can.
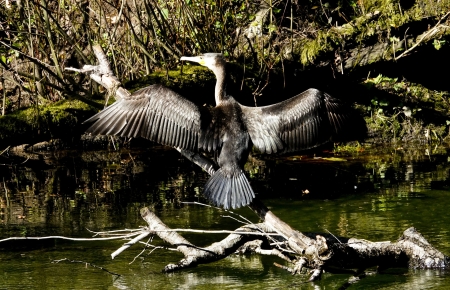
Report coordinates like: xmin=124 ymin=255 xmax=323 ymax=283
xmin=0 ymin=99 xmax=98 ymax=148
xmin=288 ymin=7 xmax=450 ymax=69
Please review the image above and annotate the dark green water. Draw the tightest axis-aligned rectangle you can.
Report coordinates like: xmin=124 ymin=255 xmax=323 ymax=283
xmin=0 ymin=145 xmax=449 ymax=289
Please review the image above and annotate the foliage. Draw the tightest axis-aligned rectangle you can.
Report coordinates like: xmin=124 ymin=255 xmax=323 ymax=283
xmin=1 ymin=0 xmax=450 ymax=144
xmin=362 ymin=74 xmax=450 ymax=143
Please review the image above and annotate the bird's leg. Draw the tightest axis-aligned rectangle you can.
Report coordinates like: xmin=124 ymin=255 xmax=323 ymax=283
xmin=176 ymin=148 xmax=217 ymax=176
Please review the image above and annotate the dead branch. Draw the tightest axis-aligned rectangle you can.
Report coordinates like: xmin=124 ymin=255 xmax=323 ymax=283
xmin=395 ymin=11 xmax=450 ymax=60
xmin=138 ymin=204 xmax=449 ymax=280
xmin=65 ymin=45 xmax=130 ymax=102
xmin=140 ymin=207 xmax=279 ymax=272
xmin=0 ymin=234 xmax=140 ymax=243
xmin=111 ymin=231 xmax=151 ymax=259
xmin=51 ymin=258 xmax=121 ymax=277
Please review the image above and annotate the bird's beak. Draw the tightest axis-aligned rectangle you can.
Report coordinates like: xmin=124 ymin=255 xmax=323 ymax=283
xmin=180 ymin=56 xmax=205 ymax=66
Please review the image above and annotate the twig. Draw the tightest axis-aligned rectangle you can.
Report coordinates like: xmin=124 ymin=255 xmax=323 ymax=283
xmin=325 ymin=229 xmax=342 ymax=244
xmin=87 ymin=227 xmax=144 ymax=237
xmin=273 ymin=262 xmax=295 ymax=273
xmin=221 ymin=215 xmax=250 ymax=225
xmin=181 ymin=201 xmax=215 ymax=208
xmin=185 ymin=201 xmax=254 ymax=226
xmin=108 ymin=0 xmax=125 ymax=49
xmin=3 ymin=177 xmax=9 ymax=208
xmin=0 ymin=233 xmax=141 ymax=243
xmin=0 ymin=41 xmax=56 ymax=70
xmin=110 ymin=136 xmax=117 ymax=151
xmin=20 ymin=157 xmax=29 ymax=164
xmin=137 ymin=241 xmax=178 ymax=251
xmin=152 ymin=228 xmax=282 ymax=236
xmin=395 ymin=11 xmax=450 ymax=60
xmin=111 ymin=231 xmax=151 ymax=259
xmin=51 ymin=258 xmax=121 ymax=277
xmin=129 ymin=235 xmax=154 ymax=264
xmin=183 ymin=198 xmax=288 ymax=253
xmin=128 ymin=152 xmax=136 ymax=166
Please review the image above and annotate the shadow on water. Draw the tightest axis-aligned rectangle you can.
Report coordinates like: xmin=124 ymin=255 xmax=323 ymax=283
xmin=0 ymin=144 xmax=450 ymax=289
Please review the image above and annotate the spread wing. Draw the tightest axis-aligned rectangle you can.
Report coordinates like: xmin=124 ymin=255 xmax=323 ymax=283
xmin=241 ymin=88 xmax=366 ymax=154
xmin=83 ymin=84 xmax=222 ymax=152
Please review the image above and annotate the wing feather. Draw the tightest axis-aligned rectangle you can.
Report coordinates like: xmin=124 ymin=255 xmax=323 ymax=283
xmin=241 ymin=88 xmax=366 ymax=153
xmin=84 ymin=84 xmax=223 ymax=152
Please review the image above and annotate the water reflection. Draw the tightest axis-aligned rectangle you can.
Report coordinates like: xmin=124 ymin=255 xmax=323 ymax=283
xmin=0 ymin=144 xmax=449 ymax=289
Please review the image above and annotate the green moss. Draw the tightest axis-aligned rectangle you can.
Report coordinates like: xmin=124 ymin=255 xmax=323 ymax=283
xmin=333 ymin=142 xmax=365 ymax=154
xmin=294 ymin=0 xmax=450 ymax=66
xmin=361 ymin=74 xmax=450 ymax=142
xmin=0 ymin=99 xmax=99 ymax=147
xmin=125 ymin=65 xmax=215 ymax=94
xmin=297 ymin=31 xmax=332 ymax=65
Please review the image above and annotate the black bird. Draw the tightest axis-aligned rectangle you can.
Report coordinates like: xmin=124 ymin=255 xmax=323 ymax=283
xmin=84 ymin=53 xmax=366 ymax=209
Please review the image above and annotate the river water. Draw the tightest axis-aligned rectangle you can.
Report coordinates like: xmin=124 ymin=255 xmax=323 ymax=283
xmin=0 ymin=144 xmax=449 ymax=289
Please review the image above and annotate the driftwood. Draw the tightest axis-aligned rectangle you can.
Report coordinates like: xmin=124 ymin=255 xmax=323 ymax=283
xmin=67 ymin=45 xmax=449 ymax=281
xmin=140 ymin=205 xmax=449 ymax=280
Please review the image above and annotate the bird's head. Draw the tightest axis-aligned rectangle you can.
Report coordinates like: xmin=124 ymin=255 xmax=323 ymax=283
xmin=180 ymin=53 xmax=226 ymax=72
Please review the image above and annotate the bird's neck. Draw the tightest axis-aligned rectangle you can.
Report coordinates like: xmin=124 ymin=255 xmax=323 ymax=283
xmin=213 ymin=64 xmax=228 ymax=105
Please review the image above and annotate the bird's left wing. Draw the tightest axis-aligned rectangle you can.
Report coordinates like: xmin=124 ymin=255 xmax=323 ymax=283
xmin=84 ymin=84 xmax=209 ymax=151
xmin=241 ymin=88 xmax=366 ymax=154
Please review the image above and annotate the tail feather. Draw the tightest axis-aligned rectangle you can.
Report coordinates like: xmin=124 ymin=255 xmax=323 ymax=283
xmin=203 ymin=169 xmax=255 ymax=209
xmin=234 ymin=176 xmax=245 ymax=207
xmin=231 ymin=177 xmax=239 ymax=209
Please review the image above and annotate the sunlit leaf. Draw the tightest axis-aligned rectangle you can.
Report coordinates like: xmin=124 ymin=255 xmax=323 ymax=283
xmin=161 ymin=8 xmax=169 ymax=19
xmin=373 ymin=74 xmax=383 ymax=84
xmin=268 ymin=24 xmax=277 ymax=33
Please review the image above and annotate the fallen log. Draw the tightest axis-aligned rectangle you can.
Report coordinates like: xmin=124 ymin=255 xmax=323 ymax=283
xmin=138 ymin=201 xmax=448 ymax=281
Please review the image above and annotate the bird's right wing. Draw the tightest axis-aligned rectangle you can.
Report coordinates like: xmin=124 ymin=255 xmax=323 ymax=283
xmin=84 ymin=84 xmax=220 ymax=151
xmin=241 ymin=88 xmax=366 ymax=154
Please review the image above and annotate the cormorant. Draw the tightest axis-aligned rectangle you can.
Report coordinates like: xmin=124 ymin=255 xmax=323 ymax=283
xmin=84 ymin=53 xmax=366 ymax=209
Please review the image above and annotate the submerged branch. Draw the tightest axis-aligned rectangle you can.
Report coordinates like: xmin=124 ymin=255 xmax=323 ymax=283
xmin=0 ymin=234 xmax=140 ymax=243
xmin=139 ymin=204 xmax=449 ymax=280
xmin=140 ymin=207 xmax=278 ymax=272
xmin=51 ymin=258 xmax=121 ymax=277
